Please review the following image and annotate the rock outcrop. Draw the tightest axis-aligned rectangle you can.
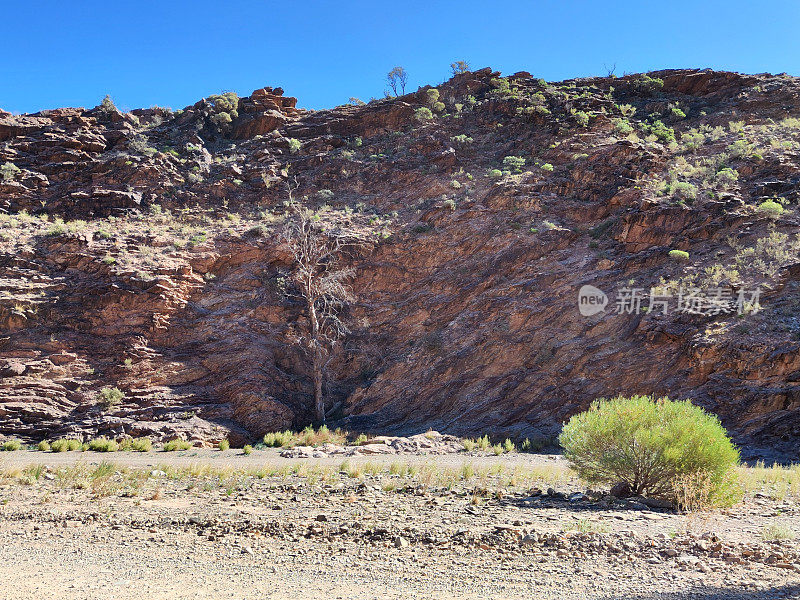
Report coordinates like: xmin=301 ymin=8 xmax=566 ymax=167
xmin=1 ymin=69 xmax=800 ymax=459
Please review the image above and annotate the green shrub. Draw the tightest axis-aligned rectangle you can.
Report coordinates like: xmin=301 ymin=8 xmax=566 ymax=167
xmin=613 ymin=119 xmax=633 ymax=136
xmin=243 ymin=444 xmax=253 ymax=455
xmin=424 ymin=88 xmax=440 ymax=106
xmin=715 ymin=168 xmax=738 ymax=186
xmin=451 ymin=134 xmax=473 ymax=145
xmin=559 ymin=395 xmax=741 ymax=506
xmin=99 ymin=94 xmax=117 ymax=114
xmin=1 ymin=439 xmax=21 ymax=451
xmin=49 ymin=438 xmax=82 ymax=452
xmin=218 ymin=439 xmax=230 ymax=451
xmin=664 ymin=181 xmax=697 ymax=201
xmin=37 ymin=440 xmax=51 ymax=452
xmin=668 ymin=249 xmax=690 ymax=261
xmin=758 ymin=200 xmax=784 ymax=218
xmin=630 ymin=75 xmax=664 ymax=96
xmin=287 ymin=138 xmax=301 ymax=154
xmin=414 ymin=107 xmax=434 ymax=122
xmin=162 ymin=439 xmax=192 ymax=451
xmin=502 ymin=156 xmax=526 ymax=173
xmin=88 ymin=437 xmax=119 ymax=452
xmin=644 ymin=120 xmax=676 ymax=143
xmin=99 ymin=387 xmax=125 ymax=410
xmin=1 ymin=162 xmax=21 ymax=182
xmin=503 ymin=438 xmax=516 ymax=453
xmin=129 ymin=437 xmax=152 ymax=452
xmin=487 ymin=169 xmax=503 ymax=179
xmin=263 ymin=430 xmax=295 ymax=447
xmin=572 ymin=110 xmax=590 ymax=127
xmin=541 ymin=163 xmax=554 ymax=172
xmin=727 ymin=139 xmax=755 ymax=159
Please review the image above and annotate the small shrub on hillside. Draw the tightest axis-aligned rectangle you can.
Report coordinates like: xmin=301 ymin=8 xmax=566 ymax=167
xmin=502 ymin=156 xmax=526 ymax=173
xmin=99 ymin=94 xmax=117 ymax=114
xmin=715 ymin=167 xmax=738 ymax=187
xmin=663 ymin=180 xmax=697 ymax=202
xmin=37 ymin=440 xmax=51 ymax=452
xmin=758 ymin=200 xmax=784 ymax=218
xmin=286 ymin=138 xmax=301 ymax=154
xmin=613 ymin=119 xmax=633 ymax=136
xmin=1 ymin=439 xmax=22 ymax=451
xmin=630 ymin=75 xmax=664 ymax=97
xmin=572 ymin=110 xmax=590 ymax=127
xmin=1 ymin=162 xmax=21 ymax=181
xmin=559 ymin=395 xmax=741 ymax=506
xmin=218 ymin=439 xmax=230 ymax=451
xmin=242 ymin=444 xmax=253 ymax=455
xmin=99 ymin=387 xmax=125 ymax=411
xmin=644 ymin=120 xmax=676 ymax=143
xmin=668 ymin=249 xmax=690 ymax=261
xmin=487 ymin=169 xmax=503 ymax=179
xmin=414 ymin=107 xmax=434 ymax=122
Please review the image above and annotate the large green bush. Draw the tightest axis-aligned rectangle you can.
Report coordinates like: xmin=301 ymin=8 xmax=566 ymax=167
xmin=559 ymin=395 xmax=740 ymax=506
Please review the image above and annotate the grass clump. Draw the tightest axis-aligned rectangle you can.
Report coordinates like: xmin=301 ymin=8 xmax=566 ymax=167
xmin=162 ymin=439 xmax=192 ymax=451
xmin=37 ymin=440 xmax=51 ymax=452
xmin=263 ymin=430 xmax=295 ymax=447
xmin=49 ymin=438 xmax=83 ymax=452
xmin=118 ymin=437 xmax=152 ymax=452
xmin=762 ymin=524 xmax=796 ymax=541
xmin=218 ymin=439 xmax=230 ymax=451
xmin=88 ymin=437 xmax=119 ymax=452
xmin=559 ymin=395 xmax=741 ymax=507
xmin=243 ymin=444 xmax=253 ymax=455
xmin=1 ymin=439 xmax=22 ymax=451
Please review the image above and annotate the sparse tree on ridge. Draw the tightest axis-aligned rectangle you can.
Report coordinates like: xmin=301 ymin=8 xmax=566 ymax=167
xmin=387 ymin=66 xmax=408 ymax=96
xmin=450 ymin=60 xmax=470 ymax=75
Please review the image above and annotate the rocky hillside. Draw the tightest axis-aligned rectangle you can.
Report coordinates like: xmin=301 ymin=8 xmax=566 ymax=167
xmin=2 ymin=68 xmax=800 ymax=459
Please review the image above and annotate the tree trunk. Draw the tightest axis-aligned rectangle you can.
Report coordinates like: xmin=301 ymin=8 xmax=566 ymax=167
xmin=312 ymin=345 xmax=324 ymax=423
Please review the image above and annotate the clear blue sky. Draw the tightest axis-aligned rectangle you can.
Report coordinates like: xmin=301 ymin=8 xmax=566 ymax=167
xmin=2 ymin=0 xmax=799 ymax=114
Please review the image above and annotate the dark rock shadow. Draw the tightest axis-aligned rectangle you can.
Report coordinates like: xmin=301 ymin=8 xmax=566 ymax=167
xmin=601 ymin=583 xmax=800 ymax=600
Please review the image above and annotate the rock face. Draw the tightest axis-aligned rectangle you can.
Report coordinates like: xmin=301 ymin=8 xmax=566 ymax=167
xmin=1 ymin=69 xmax=800 ymax=458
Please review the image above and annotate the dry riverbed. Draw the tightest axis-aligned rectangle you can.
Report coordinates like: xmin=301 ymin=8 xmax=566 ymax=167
xmin=1 ymin=450 xmax=799 ymax=599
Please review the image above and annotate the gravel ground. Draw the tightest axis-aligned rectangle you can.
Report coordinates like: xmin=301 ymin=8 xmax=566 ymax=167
xmin=0 ymin=451 xmax=799 ymax=599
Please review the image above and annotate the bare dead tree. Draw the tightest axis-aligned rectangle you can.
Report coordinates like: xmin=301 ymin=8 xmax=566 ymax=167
xmin=281 ymin=203 xmax=358 ymax=423
xmin=387 ymin=66 xmax=408 ymax=96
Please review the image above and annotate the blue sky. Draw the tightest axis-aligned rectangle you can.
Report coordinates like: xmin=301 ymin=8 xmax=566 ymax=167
xmin=2 ymin=0 xmax=799 ymax=114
